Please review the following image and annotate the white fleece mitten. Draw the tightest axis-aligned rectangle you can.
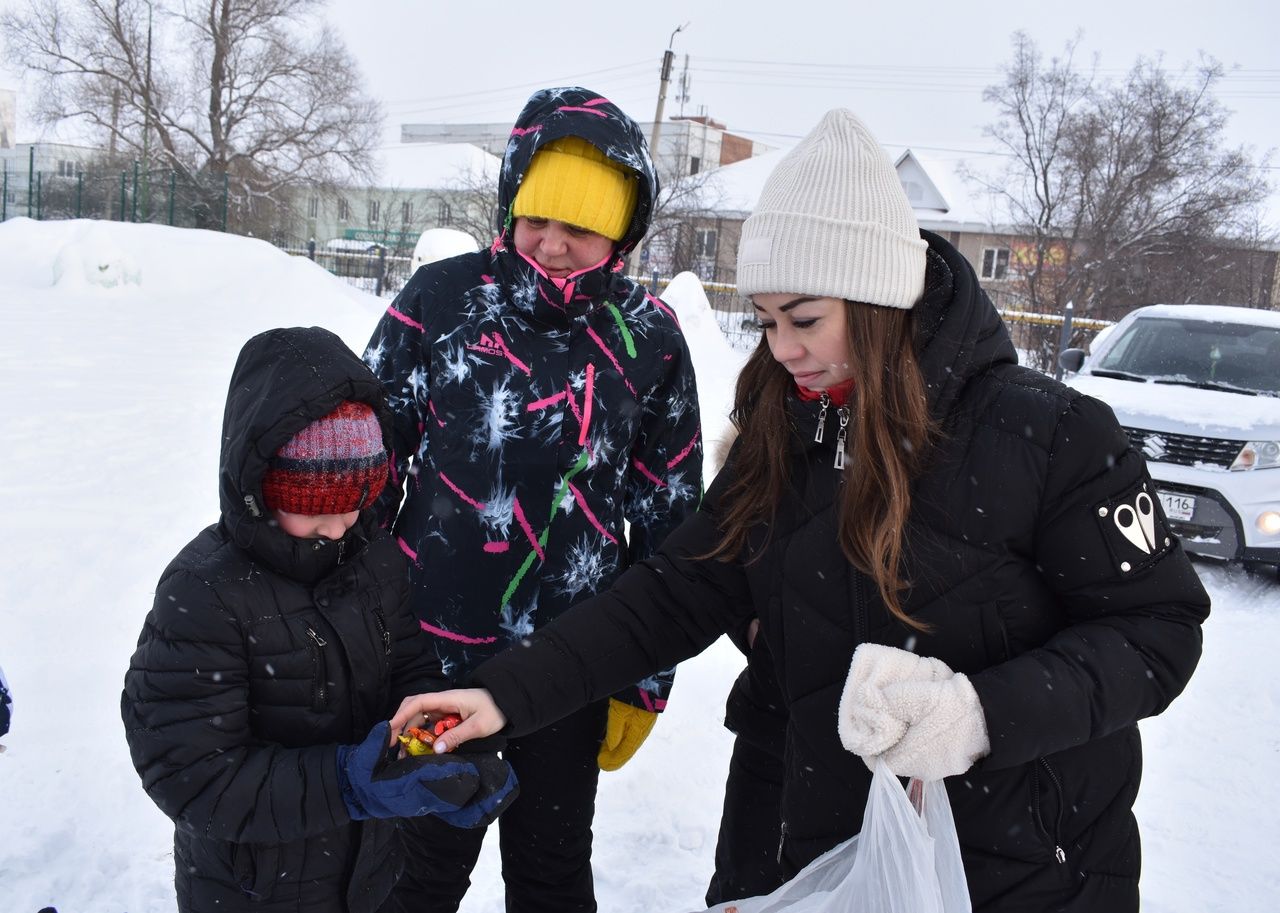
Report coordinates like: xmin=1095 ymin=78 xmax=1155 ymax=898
xmin=838 ymin=643 xmax=990 ymax=781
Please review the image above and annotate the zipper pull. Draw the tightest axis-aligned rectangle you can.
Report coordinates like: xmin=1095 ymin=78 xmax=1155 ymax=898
xmin=776 ymin=819 xmax=788 ymax=864
xmin=243 ymin=494 xmax=261 ymax=518
xmin=834 ymin=407 xmax=850 ymax=470
xmin=1054 ymin=845 xmax=1067 ymax=864
xmin=306 ymin=627 xmax=327 ymax=648
xmin=814 ymin=393 xmax=830 ymax=443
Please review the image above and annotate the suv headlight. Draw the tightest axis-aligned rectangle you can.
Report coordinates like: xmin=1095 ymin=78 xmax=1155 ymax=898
xmin=1231 ymin=440 xmax=1280 ymax=471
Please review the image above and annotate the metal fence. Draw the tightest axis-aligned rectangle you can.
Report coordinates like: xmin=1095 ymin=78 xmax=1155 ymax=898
xmin=2 ymin=154 xmax=231 ymax=230
xmin=276 ymin=238 xmax=414 ymax=298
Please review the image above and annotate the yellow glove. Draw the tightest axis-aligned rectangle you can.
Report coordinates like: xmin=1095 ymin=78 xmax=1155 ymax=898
xmin=597 ymin=699 xmax=658 ymax=772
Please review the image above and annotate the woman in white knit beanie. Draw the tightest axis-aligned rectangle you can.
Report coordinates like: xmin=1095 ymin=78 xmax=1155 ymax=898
xmin=388 ymin=109 xmax=1209 ymax=913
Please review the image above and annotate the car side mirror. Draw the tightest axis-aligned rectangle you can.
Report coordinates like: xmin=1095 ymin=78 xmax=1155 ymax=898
xmin=1058 ymin=348 xmax=1086 ymax=373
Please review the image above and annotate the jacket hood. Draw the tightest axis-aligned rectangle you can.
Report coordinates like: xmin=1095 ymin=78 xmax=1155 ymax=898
xmin=218 ymin=326 xmax=392 ymax=571
xmin=495 ymin=87 xmax=659 ymax=258
xmin=913 ymin=229 xmax=1018 ymax=423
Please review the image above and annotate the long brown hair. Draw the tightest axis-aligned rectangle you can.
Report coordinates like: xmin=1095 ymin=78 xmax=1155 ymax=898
xmin=709 ymin=301 xmax=935 ymax=627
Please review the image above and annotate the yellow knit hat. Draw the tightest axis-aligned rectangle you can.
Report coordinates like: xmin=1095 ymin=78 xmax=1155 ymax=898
xmin=512 ymin=136 xmax=639 ymax=242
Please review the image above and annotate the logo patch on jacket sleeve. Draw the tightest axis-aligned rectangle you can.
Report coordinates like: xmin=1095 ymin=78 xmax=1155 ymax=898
xmin=1094 ymin=480 xmax=1173 ymax=574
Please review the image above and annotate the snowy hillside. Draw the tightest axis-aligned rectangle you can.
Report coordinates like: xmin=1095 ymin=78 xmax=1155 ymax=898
xmin=0 ymin=219 xmax=1275 ymax=912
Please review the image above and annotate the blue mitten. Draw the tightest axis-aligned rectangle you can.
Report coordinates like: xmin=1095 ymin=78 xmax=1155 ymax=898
xmin=437 ymin=749 xmax=520 ymax=829
xmin=337 ymin=722 xmax=483 ymax=821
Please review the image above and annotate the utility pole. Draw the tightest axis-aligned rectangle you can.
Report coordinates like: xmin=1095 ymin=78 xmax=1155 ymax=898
xmin=630 ymin=23 xmax=687 ymax=279
xmin=648 ymin=24 xmax=686 ymax=175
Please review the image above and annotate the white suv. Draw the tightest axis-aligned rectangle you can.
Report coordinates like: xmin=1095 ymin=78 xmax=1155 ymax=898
xmin=1060 ymin=303 xmax=1280 ymax=573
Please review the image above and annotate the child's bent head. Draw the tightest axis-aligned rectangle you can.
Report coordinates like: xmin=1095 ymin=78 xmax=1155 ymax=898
xmin=261 ymin=401 xmax=388 ymax=533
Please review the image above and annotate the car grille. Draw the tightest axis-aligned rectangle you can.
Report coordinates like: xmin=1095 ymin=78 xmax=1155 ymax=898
xmin=1121 ymin=427 xmax=1242 ymax=469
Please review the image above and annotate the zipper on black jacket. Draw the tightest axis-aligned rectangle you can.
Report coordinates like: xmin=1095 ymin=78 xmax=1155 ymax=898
xmin=833 ymin=407 xmax=849 ymax=470
xmin=306 ymin=627 xmax=329 ymax=711
xmin=776 ymin=818 xmax=788 ymax=865
xmin=372 ymin=609 xmax=393 ymax=657
xmin=1031 ymin=758 xmax=1068 ymax=864
xmin=811 ymin=394 xmax=849 ymax=470
xmin=814 ymin=394 xmax=830 ymax=443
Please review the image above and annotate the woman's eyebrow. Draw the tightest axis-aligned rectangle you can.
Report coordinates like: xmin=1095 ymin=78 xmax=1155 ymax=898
xmin=752 ymin=296 xmax=821 ymax=312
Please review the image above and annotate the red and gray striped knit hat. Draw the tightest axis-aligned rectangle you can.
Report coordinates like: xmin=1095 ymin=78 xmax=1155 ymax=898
xmin=261 ymin=401 xmax=388 ymax=516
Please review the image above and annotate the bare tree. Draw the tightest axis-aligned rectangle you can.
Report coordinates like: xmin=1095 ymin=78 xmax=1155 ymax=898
xmin=2 ymin=0 xmax=382 ymax=232
xmin=639 ymin=160 xmax=729 ymax=282
xmin=967 ymin=32 xmax=1274 ymax=341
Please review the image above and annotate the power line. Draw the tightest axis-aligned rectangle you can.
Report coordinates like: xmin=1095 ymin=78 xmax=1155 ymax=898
xmin=380 ymin=61 xmax=653 ymax=114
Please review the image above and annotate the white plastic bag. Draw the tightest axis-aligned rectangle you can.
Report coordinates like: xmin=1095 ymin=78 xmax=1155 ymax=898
xmin=690 ymin=760 xmax=971 ymax=913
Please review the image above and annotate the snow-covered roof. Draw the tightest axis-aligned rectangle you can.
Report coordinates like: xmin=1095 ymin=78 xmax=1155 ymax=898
xmin=372 ymin=142 xmax=500 ymax=190
xmin=698 ymin=143 xmax=997 ymax=230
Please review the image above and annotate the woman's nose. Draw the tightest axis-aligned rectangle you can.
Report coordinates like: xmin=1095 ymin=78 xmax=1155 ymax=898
xmin=769 ymin=326 xmax=803 ymax=363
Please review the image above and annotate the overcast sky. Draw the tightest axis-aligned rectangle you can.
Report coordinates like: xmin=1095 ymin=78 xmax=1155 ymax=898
xmin=326 ymin=0 xmax=1277 ymax=155
xmin=2 ymin=0 xmax=1277 ymax=206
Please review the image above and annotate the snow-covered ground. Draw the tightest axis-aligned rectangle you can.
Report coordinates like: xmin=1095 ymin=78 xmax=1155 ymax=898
xmin=0 ymin=218 xmax=1275 ymax=912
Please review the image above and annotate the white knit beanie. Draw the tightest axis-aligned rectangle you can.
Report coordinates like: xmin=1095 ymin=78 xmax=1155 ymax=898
xmin=736 ymin=109 xmax=926 ymax=309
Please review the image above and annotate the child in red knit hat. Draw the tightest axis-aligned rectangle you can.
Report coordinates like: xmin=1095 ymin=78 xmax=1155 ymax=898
xmin=122 ymin=327 xmax=516 ymax=913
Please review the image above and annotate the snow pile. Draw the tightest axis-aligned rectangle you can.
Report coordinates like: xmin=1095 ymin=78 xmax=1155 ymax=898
xmin=412 ymin=227 xmax=482 ymax=271
xmin=656 ymin=271 xmax=748 ymax=474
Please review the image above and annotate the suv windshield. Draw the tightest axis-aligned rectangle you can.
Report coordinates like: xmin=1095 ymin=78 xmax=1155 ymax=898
xmin=1095 ymin=316 xmax=1280 ymax=396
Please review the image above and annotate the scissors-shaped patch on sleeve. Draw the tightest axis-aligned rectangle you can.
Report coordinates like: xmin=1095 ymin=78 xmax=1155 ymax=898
xmin=1094 ymin=480 xmax=1174 ymax=575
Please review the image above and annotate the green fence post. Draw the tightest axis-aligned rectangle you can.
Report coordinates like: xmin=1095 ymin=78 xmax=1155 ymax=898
xmin=131 ymin=160 xmax=139 ymax=222
xmin=169 ymin=171 xmax=176 ymax=225
xmin=36 ymin=172 xmax=42 ymax=220
xmin=119 ymin=171 xmax=127 ymax=221
xmin=76 ymin=171 xmax=84 ymax=218
xmin=221 ymin=172 xmax=229 ymax=231
xmin=28 ymin=146 xmax=35 ymax=218
xmin=2 ymin=164 xmax=7 ymax=221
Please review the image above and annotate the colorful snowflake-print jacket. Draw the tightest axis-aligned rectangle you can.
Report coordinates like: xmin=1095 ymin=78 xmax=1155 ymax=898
xmin=363 ymin=88 xmax=703 ymax=711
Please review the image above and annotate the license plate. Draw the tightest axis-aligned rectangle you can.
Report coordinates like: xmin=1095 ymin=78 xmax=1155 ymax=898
xmin=1158 ymin=491 xmax=1195 ymax=522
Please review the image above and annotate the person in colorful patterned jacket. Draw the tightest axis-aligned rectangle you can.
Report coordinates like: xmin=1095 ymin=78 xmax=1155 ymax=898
xmin=364 ymin=87 xmax=703 ymax=912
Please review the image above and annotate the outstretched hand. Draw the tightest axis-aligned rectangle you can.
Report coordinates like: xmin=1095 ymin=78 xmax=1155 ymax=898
xmin=389 ymin=688 xmax=507 ymax=754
